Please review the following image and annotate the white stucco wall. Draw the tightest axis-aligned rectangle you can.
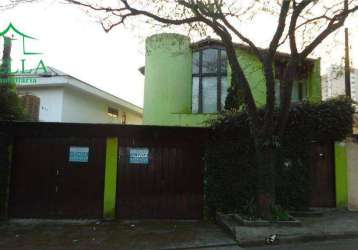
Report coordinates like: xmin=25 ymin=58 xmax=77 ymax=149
xmin=17 ymin=87 xmax=64 ymax=122
xmin=61 ymin=86 xmax=142 ymax=124
xmin=347 ymin=139 xmax=358 ymax=211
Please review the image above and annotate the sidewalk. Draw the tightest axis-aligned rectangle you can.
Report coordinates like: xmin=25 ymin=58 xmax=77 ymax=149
xmin=0 ymin=219 xmax=239 ymax=250
xmin=219 ymin=209 xmax=358 ymax=247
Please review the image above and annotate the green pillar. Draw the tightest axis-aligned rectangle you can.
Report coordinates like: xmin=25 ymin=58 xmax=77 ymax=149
xmin=335 ymin=141 xmax=348 ymax=208
xmin=103 ymin=137 xmax=118 ymax=220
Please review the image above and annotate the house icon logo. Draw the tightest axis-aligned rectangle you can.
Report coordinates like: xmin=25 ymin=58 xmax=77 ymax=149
xmin=0 ymin=23 xmax=42 ymax=55
xmin=0 ymin=22 xmax=47 ymax=83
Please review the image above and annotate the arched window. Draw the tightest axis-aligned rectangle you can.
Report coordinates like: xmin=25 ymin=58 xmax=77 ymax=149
xmin=192 ymin=47 xmax=228 ymax=113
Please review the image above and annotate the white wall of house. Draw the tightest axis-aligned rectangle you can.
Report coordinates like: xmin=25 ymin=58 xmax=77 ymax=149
xmin=16 ymin=69 xmax=143 ymax=124
xmin=347 ymin=139 xmax=358 ymax=211
xmin=61 ymin=86 xmax=142 ymax=124
xmin=18 ymin=87 xmax=64 ymax=122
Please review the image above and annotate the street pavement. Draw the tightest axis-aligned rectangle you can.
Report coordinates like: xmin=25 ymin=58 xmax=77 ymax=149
xmin=248 ymin=238 xmax=358 ymax=250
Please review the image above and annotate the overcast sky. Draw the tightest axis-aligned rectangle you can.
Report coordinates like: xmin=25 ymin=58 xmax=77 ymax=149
xmin=1 ymin=0 xmax=357 ymax=108
xmin=0 ymin=0 xmax=145 ymax=107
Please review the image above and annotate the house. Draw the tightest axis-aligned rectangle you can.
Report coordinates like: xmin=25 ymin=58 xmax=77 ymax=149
xmin=142 ymin=33 xmax=321 ymax=127
xmin=15 ymin=67 xmax=143 ymax=124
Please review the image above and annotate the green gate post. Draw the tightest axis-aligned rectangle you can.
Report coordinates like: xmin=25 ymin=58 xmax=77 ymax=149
xmin=103 ymin=137 xmax=118 ymax=220
xmin=335 ymin=141 xmax=348 ymax=208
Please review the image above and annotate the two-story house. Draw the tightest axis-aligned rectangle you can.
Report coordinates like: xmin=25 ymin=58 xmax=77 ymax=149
xmin=142 ymin=33 xmax=321 ymax=127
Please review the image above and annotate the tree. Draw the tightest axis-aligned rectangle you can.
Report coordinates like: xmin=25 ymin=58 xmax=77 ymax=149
xmin=0 ymin=37 xmax=26 ymax=121
xmin=14 ymin=0 xmax=357 ymax=216
xmin=63 ymin=0 xmax=358 ymax=217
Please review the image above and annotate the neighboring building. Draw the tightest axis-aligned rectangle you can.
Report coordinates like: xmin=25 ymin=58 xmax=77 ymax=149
xmin=16 ymin=67 xmax=143 ymax=124
xmin=142 ymin=33 xmax=321 ymax=127
xmin=322 ymin=65 xmax=358 ymax=101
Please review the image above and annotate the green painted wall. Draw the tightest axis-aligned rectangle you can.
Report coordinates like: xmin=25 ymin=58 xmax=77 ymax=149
xmin=143 ymin=33 xmax=201 ymax=126
xmin=143 ymin=33 xmax=322 ymax=127
xmin=103 ymin=137 xmax=118 ymax=220
xmin=335 ymin=142 xmax=348 ymax=208
xmin=307 ymin=58 xmax=322 ymax=102
xmin=234 ymin=48 xmax=267 ymax=106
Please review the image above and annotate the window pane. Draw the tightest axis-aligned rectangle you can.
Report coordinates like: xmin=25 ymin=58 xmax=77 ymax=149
xmin=275 ymin=80 xmax=281 ymax=106
xmin=202 ymin=77 xmax=218 ymax=113
xmin=192 ymin=77 xmax=199 ymax=113
xmin=291 ymin=81 xmax=300 ymax=102
xmin=202 ymin=49 xmax=218 ymax=74
xmin=301 ymin=81 xmax=307 ymax=100
xmin=192 ymin=51 xmax=200 ymax=74
xmin=220 ymin=50 xmax=227 ymax=74
xmin=221 ymin=77 xmax=228 ymax=109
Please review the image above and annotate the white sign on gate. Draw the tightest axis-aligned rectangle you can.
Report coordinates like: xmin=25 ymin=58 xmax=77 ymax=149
xmin=69 ymin=146 xmax=89 ymax=163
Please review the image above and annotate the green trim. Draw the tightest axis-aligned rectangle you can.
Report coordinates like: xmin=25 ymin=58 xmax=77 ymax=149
xmin=103 ymin=137 xmax=118 ymax=220
xmin=335 ymin=142 xmax=348 ymax=208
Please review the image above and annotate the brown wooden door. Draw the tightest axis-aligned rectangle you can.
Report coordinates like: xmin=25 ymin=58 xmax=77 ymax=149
xmin=55 ymin=138 xmax=105 ymax=219
xmin=9 ymin=137 xmax=105 ymax=219
xmin=117 ymin=138 xmax=204 ymax=219
xmin=9 ymin=137 xmax=57 ymax=218
xmin=310 ymin=143 xmax=336 ymax=207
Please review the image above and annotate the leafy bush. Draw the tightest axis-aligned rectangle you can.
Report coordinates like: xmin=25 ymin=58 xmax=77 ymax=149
xmin=205 ymin=98 xmax=354 ymax=215
xmin=0 ymin=84 xmax=26 ymax=121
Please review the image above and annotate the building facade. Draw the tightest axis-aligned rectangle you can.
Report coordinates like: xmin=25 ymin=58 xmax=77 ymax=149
xmin=143 ymin=33 xmax=322 ymax=127
xmin=322 ymin=66 xmax=358 ymax=101
xmin=16 ymin=68 xmax=143 ymax=124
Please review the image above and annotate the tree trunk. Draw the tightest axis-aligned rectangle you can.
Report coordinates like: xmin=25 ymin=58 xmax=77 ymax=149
xmin=255 ymin=137 xmax=276 ymax=218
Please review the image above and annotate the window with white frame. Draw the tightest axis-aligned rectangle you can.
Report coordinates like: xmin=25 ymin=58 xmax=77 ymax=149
xmin=192 ymin=47 xmax=228 ymax=113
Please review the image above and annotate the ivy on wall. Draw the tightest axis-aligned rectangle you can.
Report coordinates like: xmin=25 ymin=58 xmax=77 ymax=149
xmin=205 ymin=98 xmax=354 ymax=215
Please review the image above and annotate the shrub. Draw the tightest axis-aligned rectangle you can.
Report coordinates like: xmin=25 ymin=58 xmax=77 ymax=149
xmin=205 ymin=98 xmax=354 ymax=215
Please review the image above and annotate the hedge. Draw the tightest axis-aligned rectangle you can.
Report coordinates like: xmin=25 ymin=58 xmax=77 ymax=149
xmin=205 ymin=98 xmax=354 ymax=216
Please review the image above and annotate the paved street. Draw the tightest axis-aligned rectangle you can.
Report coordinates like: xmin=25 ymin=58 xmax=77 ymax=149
xmin=249 ymin=238 xmax=358 ymax=250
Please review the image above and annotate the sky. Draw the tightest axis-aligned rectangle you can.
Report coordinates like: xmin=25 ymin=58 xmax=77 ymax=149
xmin=0 ymin=0 xmax=145 ymax=107
xmin=0 ymin=0 xmax=357 ymax=108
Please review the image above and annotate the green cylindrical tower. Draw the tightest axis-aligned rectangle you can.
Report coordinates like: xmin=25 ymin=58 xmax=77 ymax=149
xmin=143 ymin=33 xmax=192 ymax=125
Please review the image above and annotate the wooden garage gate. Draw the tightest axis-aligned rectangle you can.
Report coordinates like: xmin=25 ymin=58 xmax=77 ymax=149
xmin=4 ymin=123 xmax=207 ymax=219
xmin=9 ymin=137 xmax=106 ymax=219
xmin=2 ymin=122 xmax=336 ymax=219
xmin=117 ymin=135 xmax=203 ymax=219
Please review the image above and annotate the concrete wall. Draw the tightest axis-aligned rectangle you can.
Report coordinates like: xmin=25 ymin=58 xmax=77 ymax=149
xmin=347 ymin=139 xmax=358 ymax=210
xmin=62 ymin=86 xmax=142 ymax=124
xmin=18 ymin=87 xmax=64 ymax=122
xmin=143 ymin=33 xmax=322 ymax=127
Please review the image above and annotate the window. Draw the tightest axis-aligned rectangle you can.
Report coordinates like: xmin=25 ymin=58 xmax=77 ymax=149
xmin=107 ymin=107 xmax=119 ymax=118
xmin=192 ymin=48 xmax=228 ymax=113
xmin=275 ymin=80 xmax=307 ymax=105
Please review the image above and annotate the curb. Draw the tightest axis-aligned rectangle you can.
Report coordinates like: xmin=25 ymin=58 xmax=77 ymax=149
xmin=238 ymin=231 xmax=358 ymax=248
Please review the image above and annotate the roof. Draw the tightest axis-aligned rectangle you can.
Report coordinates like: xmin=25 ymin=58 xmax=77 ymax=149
xmin=15 ymin=67 xmax=143 ymax=115
xmin=139 ymin=37 xmax=317 ymax=75
xmin=191 ymin=37 xmax=318 ymax=63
